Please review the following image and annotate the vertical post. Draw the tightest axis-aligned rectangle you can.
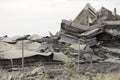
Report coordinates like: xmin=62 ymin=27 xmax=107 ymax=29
xmin=78 ymin=39 xmax=80 ymax=72
xmin=11 ymin=59 xmax=13 ymax=68
xmin=114 ymin=8 xmax=117 ymax=20
xmin=89 ymin=49 xmax=93 ymax=80
xmin=90 ymin=51 xmax=93 ymax=72
xmin=22 ymin=40 xmax=24 ymax=73
xmin=114 ymin=8 xmax=117 ymax=16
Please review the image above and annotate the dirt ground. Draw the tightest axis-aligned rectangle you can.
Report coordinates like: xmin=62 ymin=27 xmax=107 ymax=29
xmin=0 ymin=62 xmax=120 ymax=80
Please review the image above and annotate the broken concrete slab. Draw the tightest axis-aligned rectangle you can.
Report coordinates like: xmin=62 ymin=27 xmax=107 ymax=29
xmin=53 ymin=52 xmax=70 ymax=62
xmin=70 ymin=44 xmax=92 ymax=52
xmin=80 ymin=28 xmax=103 ymax=38
xmin=2 ymin=35 xmax=30 ymax=44
xmin=62 ymin=19 xmax=89 ymax=31
xmin=30 ymin=67 xmax=45 ymax=76
xmin=103 ymin=21 xmax=120 ymax=25
xmin=27 ymin=34 xmax=42 ymax=41
xmin=73 ymin=3 xmax=97 ymax=26
xmin=15 ymin=40 xmax=42 ymax=52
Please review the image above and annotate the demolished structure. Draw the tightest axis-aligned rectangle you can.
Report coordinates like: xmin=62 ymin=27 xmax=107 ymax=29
xmin=59 ymin=3 xmax=120 ymax=61
xmin=0 ymin=3 xmax=120 ymax=66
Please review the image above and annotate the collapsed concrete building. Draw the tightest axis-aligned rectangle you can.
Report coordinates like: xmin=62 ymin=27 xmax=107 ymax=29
xmin=0 ymin=3 xmax=120 ymax=66
xmin=59 ymin=3 xmax=120 ymax=61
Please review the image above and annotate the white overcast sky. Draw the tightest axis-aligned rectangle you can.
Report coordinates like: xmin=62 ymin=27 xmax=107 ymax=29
xmin=0 ymin=0 xmax=120 ymax=36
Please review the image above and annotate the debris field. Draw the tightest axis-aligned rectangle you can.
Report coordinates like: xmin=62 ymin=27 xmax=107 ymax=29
xmin=0 ymin=3 xmax=120 ymax=80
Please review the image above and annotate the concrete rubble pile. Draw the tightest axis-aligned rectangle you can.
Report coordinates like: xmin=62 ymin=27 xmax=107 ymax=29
xmin=0 ymin=3 xmax=120 ymax=65
xmin=59 ymin=3 xmax=120 ymax=62
xmin=0 ymin=34 xmax=69 ymax=65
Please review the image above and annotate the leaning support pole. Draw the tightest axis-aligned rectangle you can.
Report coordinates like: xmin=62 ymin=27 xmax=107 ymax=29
xmin=89 ymin=50 xmax=93 ymax=80
xmin=21 ymin=40 xmax=24 ymax=79
xmin=10 ymin=59 xmax=13 ymax=68
xmin=78 ymin=39 xmax=80 ymax=72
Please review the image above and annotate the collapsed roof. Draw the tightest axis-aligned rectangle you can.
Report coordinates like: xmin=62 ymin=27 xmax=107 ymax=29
xmin=0 ymin=34 xmax=69 ymax=62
